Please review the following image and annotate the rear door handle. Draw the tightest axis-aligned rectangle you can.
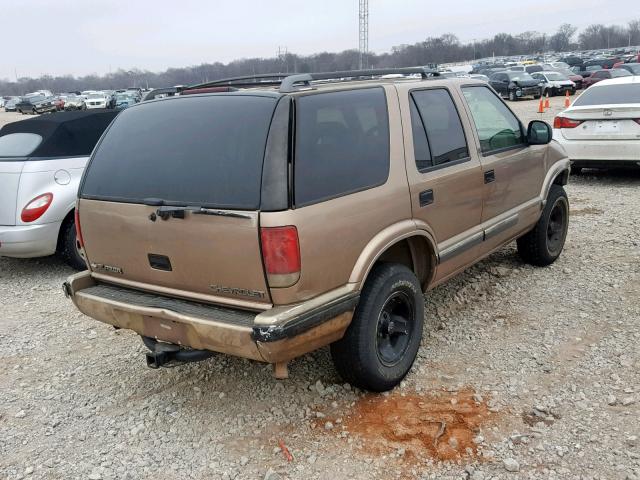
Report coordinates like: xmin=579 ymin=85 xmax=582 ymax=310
xmin=419 ymin=189 xmax=434 ymax=207
xmin=484 ymin=169 xmax=495 ymax=184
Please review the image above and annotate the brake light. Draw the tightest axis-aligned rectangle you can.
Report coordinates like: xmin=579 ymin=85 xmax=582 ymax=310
xmin=74 ymin=207 xmax=84 ymax=248
xmin=553 ymin=117 xmax=583 ymax=129
xmin=260 ymin=226 xmax=301 ymax=288
xmin=21 ymin=193 xmax=53 ymax=223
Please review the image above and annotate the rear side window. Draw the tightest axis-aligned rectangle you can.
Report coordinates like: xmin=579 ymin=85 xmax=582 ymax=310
xmin=81 ymin=95 xmax=278 ymax=209
xmin=410 ymin=89 xmax=469 ymax=169
xmin=572 ymin=83 xmax=640 ymax=106
xmin=294 ymin=88 xmax=389 ymax=206
xmin=0 ymin=133 xmax=43 ymax=158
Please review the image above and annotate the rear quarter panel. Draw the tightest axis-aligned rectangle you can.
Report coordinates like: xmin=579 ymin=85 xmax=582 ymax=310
xmin=261 ymin=84 xmax=412 ymax=305
xmin=17 ymin=157 xmax=88 ymax=225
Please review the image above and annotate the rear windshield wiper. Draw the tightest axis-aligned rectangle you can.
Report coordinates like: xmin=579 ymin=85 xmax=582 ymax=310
xmin=154 ymin=205 xmax=251 ymax=220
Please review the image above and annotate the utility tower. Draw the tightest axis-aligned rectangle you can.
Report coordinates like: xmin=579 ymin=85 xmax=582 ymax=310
xmin=358 ymin=0 xmax=369 ymax=69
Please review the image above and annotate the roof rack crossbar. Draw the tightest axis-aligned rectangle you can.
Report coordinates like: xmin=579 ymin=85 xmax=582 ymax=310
xmin=279 ymin=67 xmax=440 ymax=93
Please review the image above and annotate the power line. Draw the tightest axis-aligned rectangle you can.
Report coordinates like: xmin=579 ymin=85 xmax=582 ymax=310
xmin=359 ymin=0 xmax=369 ymax=69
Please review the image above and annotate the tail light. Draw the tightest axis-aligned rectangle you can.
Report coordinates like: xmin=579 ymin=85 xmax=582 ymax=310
xmin=21 ymin=193 xmax=53 ymax=223
xmin=554 ymin=117 xmax=583 ymax=129
xmin=260 ymin=226 xmax=301 ymax=288
xmin=74 ymin=207 xmax=84 ymax=248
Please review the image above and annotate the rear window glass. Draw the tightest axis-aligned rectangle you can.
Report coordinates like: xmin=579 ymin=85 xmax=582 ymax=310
xmin=82 ymin=95 xmax=277 ymax=209
xmin=0 ymin=133 xmax=43 ymax=157
xmin=294 ymin=88 xmax=389 ymax=206
xmin=573 ymin=84 xmax=640 ymax=106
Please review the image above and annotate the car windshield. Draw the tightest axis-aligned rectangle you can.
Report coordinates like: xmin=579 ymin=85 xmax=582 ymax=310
xmin=88 ymin=94 xmax=104 ymax=99
xmin=545 ymin=72 xmax=566 ymax=81
xmin=572 ymin=84 xmax=640 ymax=106
xmin=115 ymin=94 xmax=132 ymax=101
xmin=0 ymin=133 xmax=43 ymax=158
xmin=625 ymin=64 xmax=640 ymax=74
xmin=507 ymin=73 xmax=534 ymax=81
xmin=611 ymin=69 xmax=631 ymax=77
xmin=24 ymin=96 xmax=44 ymax=102
xmin=586 ymin=65 xmax=602 ymax=71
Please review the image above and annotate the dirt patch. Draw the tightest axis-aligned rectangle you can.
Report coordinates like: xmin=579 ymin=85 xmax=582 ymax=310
xmin=343 ymin=389 xmax=493 ymax=461
xmin=570 ymin=206 xmax=604 ymax=216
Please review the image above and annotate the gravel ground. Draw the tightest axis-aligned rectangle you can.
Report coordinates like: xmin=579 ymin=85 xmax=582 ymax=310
xmin=1 ymin=97 xmax=639 ymax=480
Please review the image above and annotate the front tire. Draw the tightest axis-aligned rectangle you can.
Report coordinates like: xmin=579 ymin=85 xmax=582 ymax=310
xmin=517 ymin=185 xmax=569 ymax=267
xmin=331 ymin=263 xmax=424 ymax=392
xmin=58 ymin=218 xmax=86 ymax=270
xmin=508 ymin=90 xmax=517 ymax=101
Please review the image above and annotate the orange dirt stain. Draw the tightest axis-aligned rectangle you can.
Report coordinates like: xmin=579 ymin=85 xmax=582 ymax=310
xmin=343 ymin=389 xmax=493 ymax=462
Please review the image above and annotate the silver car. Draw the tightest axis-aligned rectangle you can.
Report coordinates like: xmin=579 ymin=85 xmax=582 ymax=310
xmin=0 ymin=110 xmax=118 ymax=268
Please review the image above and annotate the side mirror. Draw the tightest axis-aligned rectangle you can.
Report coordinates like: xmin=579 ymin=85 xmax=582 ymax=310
xmin=527 ymin=120 xmax=552 ymax=145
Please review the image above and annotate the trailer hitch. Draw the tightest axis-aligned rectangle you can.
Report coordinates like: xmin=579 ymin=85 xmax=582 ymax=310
xmin=141 ymin=336 xmax=215 ymax=368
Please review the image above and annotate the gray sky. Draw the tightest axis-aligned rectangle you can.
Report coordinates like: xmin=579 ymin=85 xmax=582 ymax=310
xmin=2 ymin=0 xmax=634 ymax=80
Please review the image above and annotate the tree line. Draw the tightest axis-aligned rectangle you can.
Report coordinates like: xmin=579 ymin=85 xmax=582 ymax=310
xmin=2 ymin=20 xmax=639 ymax=96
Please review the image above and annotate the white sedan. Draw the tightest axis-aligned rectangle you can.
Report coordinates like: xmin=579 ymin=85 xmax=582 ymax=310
xmin=552 ymin=76 xmax=640 ymax=173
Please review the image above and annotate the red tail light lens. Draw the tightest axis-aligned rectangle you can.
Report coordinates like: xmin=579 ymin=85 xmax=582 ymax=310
xmin=74 ymin=207 xmax=84 ymax=248
xmin=553 ymin=117 xmax=583 ymax=129
xmin=260 ymin=226 xmax=301 ymax=288
xmin=21 ymin=193 xmax=53 ymax=223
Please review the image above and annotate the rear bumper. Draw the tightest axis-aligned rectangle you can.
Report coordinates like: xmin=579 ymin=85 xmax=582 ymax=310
xmin=553 ymin=135 xmax=640 ymax=162
xmin=0 ymin=222 xmax=60 ymax=258
xmin=63 ymin=271 xmax=358 ymax=364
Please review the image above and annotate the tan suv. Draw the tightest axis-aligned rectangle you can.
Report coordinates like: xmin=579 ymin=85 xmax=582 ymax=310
xmin=64 ymin=68 xmax=570 ymax=391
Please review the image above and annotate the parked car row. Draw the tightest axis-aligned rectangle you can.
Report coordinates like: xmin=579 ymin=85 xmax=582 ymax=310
xmin=2 ymin=88 xmax=142 ymax=114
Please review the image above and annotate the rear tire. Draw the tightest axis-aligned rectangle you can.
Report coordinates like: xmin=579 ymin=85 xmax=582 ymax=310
xmin=517 ymin=185 xmax=569 ymax=267
xmin=330 ymin=263 xmax=424 ymax=392
xmin=58 ymin=218 xmax=86 ymax=270
xmin=508 ymin=90 xmax=517 ymax=101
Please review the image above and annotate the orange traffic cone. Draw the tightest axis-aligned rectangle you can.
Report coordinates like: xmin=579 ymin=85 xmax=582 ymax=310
xmin=564 ymin=90 xmax=571 ymax=108
xmin=544 ymin=93 xmax=550 ymax=109
xmin=538 ymin=97 xmax=545 ymax=114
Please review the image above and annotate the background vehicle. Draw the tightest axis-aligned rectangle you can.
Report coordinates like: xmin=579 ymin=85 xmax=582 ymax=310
xmin=63 ymin=94 xmax=86 ymax=110
xmin=114 ymin=92 xmax=137 ymax=109
xmin=64 ymin=69 xmax=570 ymax=391
xmin=53 ymin=96 xmax=66 ymax=111
xmin=531 ymin=71 xmax=576 ymax=96
xmin=85 ymin=93 xmax=110 ymax=109
xmin=489 ymin=71 xmax=542 ymax=100
xmin=15 ymin=95 xmax=57 ymax=114
xmin=553 ymin=76 xmax=640 ymax=173
xmin=0 ymin=110 xmax=119 ymax=269
xmin=583 ymin=68 xmax=631 ymax=88
xmin=4 ymin=97 xmax=20 ymax=112
xmin=615 ymin=63 xmax=640 ymax=75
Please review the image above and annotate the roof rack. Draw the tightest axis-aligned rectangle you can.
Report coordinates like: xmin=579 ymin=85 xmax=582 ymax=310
xmin=279 ymin=67 xmax=440 ymax=93
xmin=185 ymin=73 xmax=291 ymax=91
xmin=184 ymin=67 xmax=439 ymax=94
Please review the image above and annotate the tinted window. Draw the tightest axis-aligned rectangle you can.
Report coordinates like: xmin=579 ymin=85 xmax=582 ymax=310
xmin=411 ymin=89 xmax=469 ymax=167
xmin=462 ymin=86 xmax=524 ymax=153
xmin=294 ymin=88 xmax=389 ymax=206
xmin=82 ymin=95 xmax=277 ymax=209
xmin=409 ymin=99 xmax=431 ymax=171
xmin=573 ymin=83 xmax=640 ymax=106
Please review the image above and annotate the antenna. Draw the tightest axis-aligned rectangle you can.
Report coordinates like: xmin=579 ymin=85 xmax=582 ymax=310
xmin=359 ymin=0 xmax=369 ymax=69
